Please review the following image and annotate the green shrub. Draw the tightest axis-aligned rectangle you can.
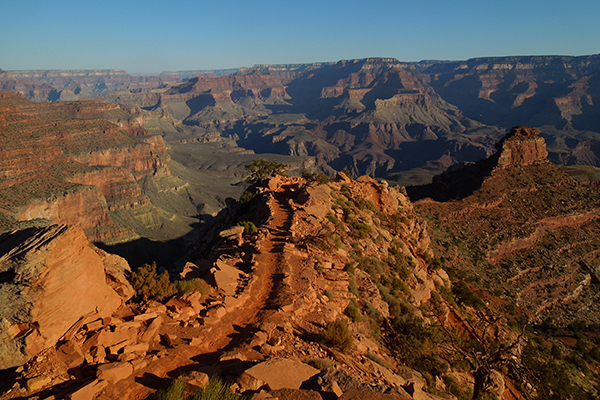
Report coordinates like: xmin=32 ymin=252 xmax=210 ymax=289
xmin=348 ymin=274 xmax=359 ymax=297
xmin=130 ymin=262 xmax=176 ymax=301
xmin=245 ymin=159 xmax=287 ymax=184
xmin=238 ymin=190 xmax=257 ymax=204
xmin=149 ymin=377 xmax=186 ymax=400
xmin=302 ymin=170 xmax=333 ymax=184
xmin=349 ymin=220 xmax=371 ymax=239
xmin=237 ymin=221 xmax=257 ymax=235
xmin=173 ymin=278 xmax=210 ymax=296
xmin=149 ymin=376 xmax=241 ymax=400
xmin=325 ymin=289 xmax=334 ymax=301
xmin=192 ymin=377 xmax=241 ymax=400
xmin=320 ymin=319 xmax=353 ymax=350
xmin=345 ymin=303 xmax=362 ymax=322
xmin=452 ymin=281 xmax=485 ymax=310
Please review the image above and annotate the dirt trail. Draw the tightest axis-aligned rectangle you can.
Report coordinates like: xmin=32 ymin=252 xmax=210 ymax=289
xmin=102 ymin=187 xmax=295 ymax=400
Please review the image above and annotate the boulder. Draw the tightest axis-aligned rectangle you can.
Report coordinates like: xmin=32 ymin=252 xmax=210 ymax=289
xmin=240 ymin=358 xmax=320 ymax=391
xmin=211 ymin=260 xmax=242 ymax=296
xmin=57 ymin=340 xmax=85 ymax=368
xmin=219 ymin=226 xmax=245 ymax=246
xmin=184 ymin=370 xmax=210 ymax=390
xmin=0 ymin=225 xmax=123 ymax=369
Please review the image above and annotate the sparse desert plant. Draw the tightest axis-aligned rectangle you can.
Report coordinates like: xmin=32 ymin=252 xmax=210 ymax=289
xmin=301 ymin=170 xmax=333 ymax=184
xmin=365 ymin=352 xmax=390 ymax=368
xmin=345 ymin=303 xmax=362 ymax=322
xmin=320 ymin=319 xmax=353 ymax=350
xmin=149 ymin=376 xmax=187 ymax=400
xmin=244 ymin=159 xmax=287 ymax=184
xmin=238 ymin=189 xmax=257 ymax=204
xmin=130 ymin=262 xmax=176 ymax=302
xmin=173 ymin=278 xmax=210 ymax=296
xmin=149 ymin=376 xmax=241 ymax=400
xmin=325 ymin=289 xmax=334 ymax=301
xmin=192 ymin=377 xmax=241 ymax=400
xmin=237 ymin=220 xmax=257 ymax=235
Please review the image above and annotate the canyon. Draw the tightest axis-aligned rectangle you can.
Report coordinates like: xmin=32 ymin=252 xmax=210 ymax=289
xmin=1 ymin=54 xmax=600 ymax=400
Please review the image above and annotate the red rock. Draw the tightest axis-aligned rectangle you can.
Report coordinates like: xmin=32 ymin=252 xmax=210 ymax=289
xmin=140 ymin=316 xmax=163 ymax=342
xmin=240 ymin=358 xmax=320 ymax=391
xmin=496 ymin=126 xmax=548 ymax=168
xmin=0 ymin=225 xmax=123 ymax=369
xmin=67 ymin=379 xmax=109 ymax=400
xmin=96 ymin=361 xmax=134 ymax=383
xmin=57 ymin=340 xmax=85 ymax=368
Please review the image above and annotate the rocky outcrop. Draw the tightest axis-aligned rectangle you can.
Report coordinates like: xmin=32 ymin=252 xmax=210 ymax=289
xmin=407 ymin=126 xmax=551 ymax=202
xmin=495 ymin=126 xmax=548 ymax=168
xmin=0 ymin=225 xmax=131 ymax=369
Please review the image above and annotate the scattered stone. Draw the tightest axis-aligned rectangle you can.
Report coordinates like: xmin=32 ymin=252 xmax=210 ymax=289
xmin=206 ymin=305 xmax=227 ymax=319
xmin=219 ymin=226 xmax=245 ymax=246
xmin=211 ymin=261 xmax=243 ymax=296
xmin=57 ymin=340 xmax=84 ymax=368
xmin=250 ymin=331 xmax=269 ymax=347
xmin=123 ymin=342 xmax=149 ymax=354
xmin=131 ymin=358 xmax=148 ymax=371
xmin=162 ymin=333 xmax=177 ymax=348
xmin=140 ymin=316 xmax=163 ymax=342
xmin=133 ymin=312 xmax=159 ymax=322
xmin=90 ymin=346 xmax=106 ymax=364
xmin=220 ymin=350 xmax=247 ymax=361
xmin=184 ymin=371 xmax=210 ymax=390
xmin=84 ymin=319 xmax=104 ymax=332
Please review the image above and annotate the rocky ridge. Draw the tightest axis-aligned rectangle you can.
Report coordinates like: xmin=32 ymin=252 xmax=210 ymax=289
xmin=0 ymin=172 xmax=514 ymax=400
xmin=410 ymin=128 xmax=600 ymax=396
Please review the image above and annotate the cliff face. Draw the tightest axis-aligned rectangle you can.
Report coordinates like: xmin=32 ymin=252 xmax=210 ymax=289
xmin=0 ymin=92 xmax=175 ymax=244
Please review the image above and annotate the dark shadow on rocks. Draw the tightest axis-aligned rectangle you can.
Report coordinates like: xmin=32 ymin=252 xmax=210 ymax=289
xmin=406 ymin=153 xmax=498 ymax=202
xmin=135 ymin=372 xmax=174 ymax=391
xmin=96 ymin=236 xmax=186 ymax=271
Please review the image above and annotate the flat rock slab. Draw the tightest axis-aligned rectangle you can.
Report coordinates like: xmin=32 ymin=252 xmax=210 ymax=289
xmin=96 ymin=361 xmax=134 ymax=383
xmin=212 ymin=261 xmax=242 ymax=296
xmin=242 ymin=358 xmax=320 ymax=391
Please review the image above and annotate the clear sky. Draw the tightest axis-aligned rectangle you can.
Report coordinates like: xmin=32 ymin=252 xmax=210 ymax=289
xmin=1 ymin=0 xmax=599 ymax=73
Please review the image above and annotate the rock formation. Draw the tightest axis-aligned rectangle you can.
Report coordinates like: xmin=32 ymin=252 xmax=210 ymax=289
xmin=0 ymin=225 xmax=132 ymax=369
xmin=495 ymin=126 xmax=548 ymax=168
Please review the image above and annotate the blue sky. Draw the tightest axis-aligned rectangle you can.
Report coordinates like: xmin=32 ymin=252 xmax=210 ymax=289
xmin=1 ymin=0 xmax=599 ymax=73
